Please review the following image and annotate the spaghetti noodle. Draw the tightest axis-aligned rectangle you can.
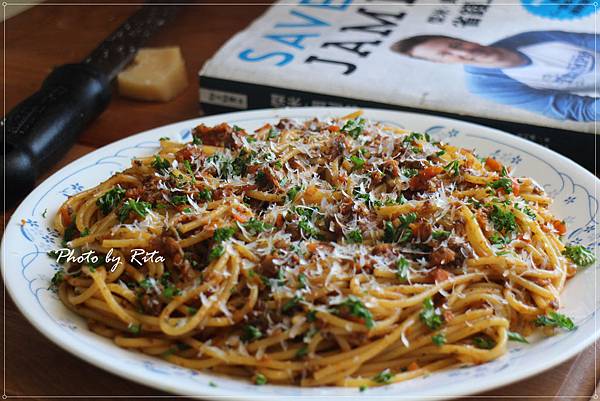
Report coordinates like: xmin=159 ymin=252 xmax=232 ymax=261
xmin=51 ymin=112 xmax=591 ymax=388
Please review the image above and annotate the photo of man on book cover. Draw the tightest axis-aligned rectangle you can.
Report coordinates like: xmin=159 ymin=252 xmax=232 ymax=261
xmin=391 ymin=31 xmax=598 ymax=122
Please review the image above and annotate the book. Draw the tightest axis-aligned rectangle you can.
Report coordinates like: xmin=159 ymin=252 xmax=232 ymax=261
xmin=199 ymin=0 xmax=598 ymax=171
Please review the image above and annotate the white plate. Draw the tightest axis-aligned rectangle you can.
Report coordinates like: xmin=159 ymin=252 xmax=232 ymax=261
xmin=2 ymin=107 xmax=598 ymax=400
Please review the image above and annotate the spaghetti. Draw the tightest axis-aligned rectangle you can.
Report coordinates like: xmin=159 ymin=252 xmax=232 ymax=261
xmin=51 ymin=112 xmax=591 ymax=388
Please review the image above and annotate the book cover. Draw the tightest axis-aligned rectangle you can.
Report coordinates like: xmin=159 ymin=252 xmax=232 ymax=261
xmin=199 ymin=0 xmax=598 ymax=134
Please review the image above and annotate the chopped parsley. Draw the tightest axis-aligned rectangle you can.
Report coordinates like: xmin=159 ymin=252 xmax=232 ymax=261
xmin=231 ymin=150 xmax=256 ymax=177
xmin=213 ymin=226 xmax=237 ymax=243
xmin=282 ymin=295 xmax=304 ymax=315
xmin=298 ymin=218 xmax=320 ymax=239
xmin=398 ymin=212 xmax=418 ymax=227
xmin=49 ymin=269 xmax=64 ymax=292
xmin=373 ymin=368 xmax=393 ymax=384
xmin=420 ymin=297 xmax=443 ymax=330
xmin=383 ymin=213 xmax=416 ymax=243
xmin=128 ymin=324 xmax=141 ymax=335
xmin=208 ymin=244 xmax=224 ymax=261
xmin=243 ymin=218 xmax=273 ymax=235
xmin=341 ymin=117 xmax=365 ymax=139
xmin=287 ymin=185 xmax=301 ymax=202
xmin=241 ymin=325 xmax=262 ymax=342
xmin=432 ymin=333 xmax=446 ymax=346
xmin=383 ymin=221 xmax=396 ymax=243
xmin=336 ymin=295 xmax=374 ymax=328
xmin=488 ymin=177 xmax=513 ymax=193
xmin=96 ymin=186 xmax=126 ymax=215
xmin=162 ymin=285 xmax=181 ymax=299
xmin=396 ymin=257 xmax=410 ymax=282
xmin=507 ymin=331 xmax=529 ymax=343
xmin=473 ymin=336 xmax=496 ymax=349
xmin=563 ymin=245 xmax=596 ymax=267
xmin=489 ymin=204 xmax=517 ymax=234
xmin=522 ymin=206 xmax=536 ymax=220
xmin=139 ymin=278 xmax=153 ymax=290
xmin=353 ymin=188 xmax=383 ymax=208
xmin=297 ymin=273 xmax=309 ymax=289
xmin=206 ymin=153 xmax=235 ymax=179
xmin=255 ymin=373 xmax=267 ymax=385
xmin=431 ymin=230 xmax=450 ymax=240
xmin=534 ymin=312 xmax=576 ymax=331
xmin=197 ymin=188 xmax=212 ymax=202
xmin=384 ymin=194 xmax=406 ymax=206
xmin=170 ymin=194 xmax=188 ymax=205
xmin=400 ymin=167 xmax=418 ymax=178
xmin=403 ymin=132 xmax=425 ymax=143
xmin=489 ymin=232 xmax=508 ymax=245
xmin=346 ymin=229 xmax=363 ymax=244
xmin=349 ymin=155 xmax=365 ymax=171
xmin=295 ymin=345 xmax=309 ymax=359
xmin=151 ymin=155 xmax=171 ymax=173
xmin=383 ymin=220 xmax=410 ymax=243
xmin=443 ymin=160 xmax=460 ymax=176
xmin=61 ymin=217 xmax=78 ymax=246
xmin=467 ymin=197 xmax=483 ymax=209
xmin=118 ymin=199 xmax=151 ymax=223
xmin=207 ymin=226 xmax=237 ymax=262
xmin=47 ymin=250 xmax=64 ymax=264
xmin=192 ymin=135 xmax=202 ymax=145
xmin=182 ymin=159 xmax=194 ymax=175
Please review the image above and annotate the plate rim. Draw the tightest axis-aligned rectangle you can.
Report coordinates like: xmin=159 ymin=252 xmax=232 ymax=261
xmin=2 ymin=106 xmax=598 ymax=400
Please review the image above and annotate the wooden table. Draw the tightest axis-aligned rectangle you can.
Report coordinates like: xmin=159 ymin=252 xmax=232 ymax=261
xmin=2 ymin=2 xmax=598 ymax=400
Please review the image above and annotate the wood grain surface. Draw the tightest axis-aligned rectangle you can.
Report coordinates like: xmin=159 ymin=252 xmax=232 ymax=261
xmin=1 ymin=2 xmax=598 ymax=400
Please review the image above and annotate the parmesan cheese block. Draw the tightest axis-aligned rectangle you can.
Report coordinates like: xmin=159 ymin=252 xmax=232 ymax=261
xmin=118 ymin=47 xmax=188 ymax=102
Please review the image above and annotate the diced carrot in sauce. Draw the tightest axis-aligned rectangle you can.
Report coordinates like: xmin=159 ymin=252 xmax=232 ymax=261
xmin=511 ymin=180 xmax=520 ymax=196
xmin=232 ymin=205 xmax=252 ymax=223
xmin=431 ymin=268 xmax=450 ymax=282
xmin=60 ymin=206 xmax=72 ymax=227
xmin=328 ymin=125 xmax=340 ymax=132
xmin=409 ymin=166 xmax=444 ymax=191
xmin=422 ymin=165 xmax=444 ymax=178
xmin=408 ymin=361 xmax=420 ymax=371
xmin=485 ymin=157 xmax=503 ymax=172
xmin=306 ymin=242 xmax=319 ymax=253
xmin=497 ymin=179 xmax=519 ymax=196
xmin=256 ymin=123 xmax=272 ymax=133
xmin=275 ymin=214 xmax=284 ymax=228
xmin=517 ymin=234 xmax=531 ymax=243
xmin=233 ymin=212 xmax=249 ymax=223
xmin=246 ymin=165 xmax=260 ymax=175
xmin=552 ymin=220 xmax=567 ymax=235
